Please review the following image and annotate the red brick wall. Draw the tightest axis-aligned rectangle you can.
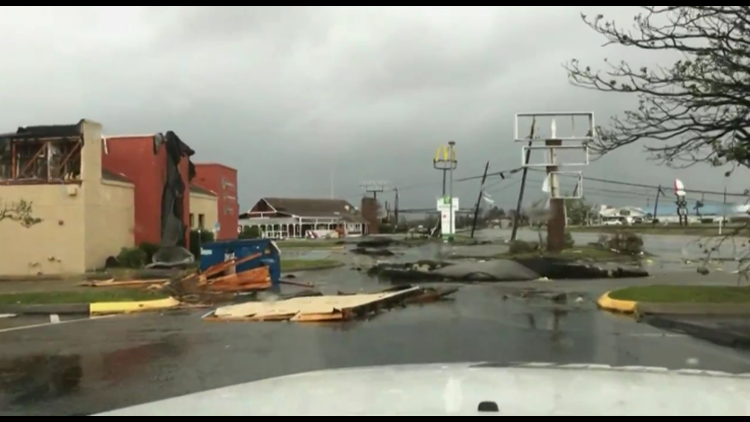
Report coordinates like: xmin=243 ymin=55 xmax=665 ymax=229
xmin=193 ymin=163 xmax=239 ymax=240
xmin=102 ymin=136 xmax=191 ymax=246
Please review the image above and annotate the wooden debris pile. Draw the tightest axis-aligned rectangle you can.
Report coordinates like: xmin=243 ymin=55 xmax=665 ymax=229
xmin=81 ymin=253 xmax=279 ymax=304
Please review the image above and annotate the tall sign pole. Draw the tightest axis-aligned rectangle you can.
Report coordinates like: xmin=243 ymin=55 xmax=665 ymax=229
xmin=514 ymin=112 xmax=593 ymax=252
xmin=433 ymin=142 xmax=458 ymax=239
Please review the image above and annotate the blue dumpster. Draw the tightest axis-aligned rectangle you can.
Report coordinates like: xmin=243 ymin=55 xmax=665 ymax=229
xmin=199 ymin=239 xmax=281 ymax=286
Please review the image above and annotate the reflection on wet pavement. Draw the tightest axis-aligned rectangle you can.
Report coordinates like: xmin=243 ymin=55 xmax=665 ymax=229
xmin=0 ymin=355 xmax=82 ymax=406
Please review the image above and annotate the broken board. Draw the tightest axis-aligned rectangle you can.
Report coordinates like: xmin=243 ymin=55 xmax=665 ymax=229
xmin=207 ymin=286 xmax=422 ymax=322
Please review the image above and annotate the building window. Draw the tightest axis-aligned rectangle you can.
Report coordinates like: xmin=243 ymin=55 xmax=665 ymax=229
xmin=198 ymin=214 xmax=205 ymax=229
xmin=225 ymin=206 xmax=233 ymax=215
xmin=189 ymin=213 xmax=195 ymax=228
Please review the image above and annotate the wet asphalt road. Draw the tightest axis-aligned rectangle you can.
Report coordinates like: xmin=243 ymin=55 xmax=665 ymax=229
xmin=3 ymin=264 xmax=750 ymax=416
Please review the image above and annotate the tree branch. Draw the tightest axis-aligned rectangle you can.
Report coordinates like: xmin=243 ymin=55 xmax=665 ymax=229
xmin=565 ymin=6 xmax=750 ymax=172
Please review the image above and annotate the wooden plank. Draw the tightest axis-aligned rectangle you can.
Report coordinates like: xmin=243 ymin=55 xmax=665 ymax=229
xmin=212 ymin=286 xmax=422 ymax=322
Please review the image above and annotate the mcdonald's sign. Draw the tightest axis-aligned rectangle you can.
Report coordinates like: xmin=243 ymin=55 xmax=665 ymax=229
xmin=433 ymin=144 xmax=457 ymax=163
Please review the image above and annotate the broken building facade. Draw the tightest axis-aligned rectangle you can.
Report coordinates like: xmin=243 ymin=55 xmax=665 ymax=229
xmin=0 ymin=119 xmax=238 ymax=276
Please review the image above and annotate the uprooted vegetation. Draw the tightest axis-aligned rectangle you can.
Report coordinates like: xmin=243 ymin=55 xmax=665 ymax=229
xmin=368 ymin=255 xmax=649 ymax=283
xmin=503 ymin=231 xmax=646 ymax=261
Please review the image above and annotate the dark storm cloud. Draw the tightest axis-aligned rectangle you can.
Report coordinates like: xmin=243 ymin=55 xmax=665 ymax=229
xmin=0 ymin=6 xmax=744 ymax=211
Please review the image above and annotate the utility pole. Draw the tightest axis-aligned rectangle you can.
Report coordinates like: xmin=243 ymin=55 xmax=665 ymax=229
xmin=511 ymin=141 xmax=533 ymax=241
xmin=720 ymin=186 xmax=727 ymax=236
xmin=394 ymin=188 xmax=400 ymax=227
xmin=471 ymin=161 xmax=490 ymax=238
xmin=652 ymin=185 xmax=662 ymax=225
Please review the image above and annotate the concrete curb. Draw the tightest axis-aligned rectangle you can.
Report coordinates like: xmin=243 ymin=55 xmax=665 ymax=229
xmin=89 ymin=297 xmax=181 ymax=316
xmin=596 ymin=291 xmax=638 ymax=314
xmin=0 ymin=297 xmax=181 ymax=316
xmin=644 ymin=315 xmax=750 ymax=351
xmin=597 ymin=291 xmax=750 ymax=317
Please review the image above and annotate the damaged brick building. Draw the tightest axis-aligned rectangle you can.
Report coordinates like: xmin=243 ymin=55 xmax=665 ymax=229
xmin=0 ymin=119 xmax=238 ymax=276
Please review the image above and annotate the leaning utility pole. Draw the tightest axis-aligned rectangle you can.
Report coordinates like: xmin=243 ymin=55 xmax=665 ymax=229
xmin=470 ymin=161 xmax=490 ymax=238
xmin=511 ymin=119 xmax=537 ymax=241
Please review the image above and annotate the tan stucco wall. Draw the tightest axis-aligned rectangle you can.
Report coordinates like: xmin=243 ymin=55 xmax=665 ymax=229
xmin=189 ymin=193 xmax=218 ymax=232
xmin=0 ymin=119 xmax=137 ymax=276
xmin=87 ymin=180 xmax=135 ymax=269
xmin=0 ymin=184 xmax=86 ymax=275
xmin=80 ymin=120 xmax=105 ymax=271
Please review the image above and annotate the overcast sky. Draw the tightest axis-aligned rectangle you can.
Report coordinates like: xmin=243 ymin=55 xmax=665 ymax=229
xmin=1 ymin=6 xmax=746 ymax=212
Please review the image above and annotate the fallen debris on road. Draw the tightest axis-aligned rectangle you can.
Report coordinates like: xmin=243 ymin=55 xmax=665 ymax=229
xmin=203 ymin=285 xmax=458 ymax=323
xmin=369 ymin=258 xmax=649 ymax=283
xmin=79 ymin=279 xmax=170 ymax=288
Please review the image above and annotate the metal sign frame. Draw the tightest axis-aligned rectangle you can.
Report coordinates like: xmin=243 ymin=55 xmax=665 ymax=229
xmin=514 ymin=112 xmax=595 ymax=143
xmin=547 ymin=171 xmax=584 ymax=199
xmin=521 ymin=144 xmax=590 ymax=167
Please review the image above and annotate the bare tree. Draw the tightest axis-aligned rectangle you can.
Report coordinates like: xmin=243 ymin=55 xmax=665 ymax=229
xmin=565 ymin=6 xmax=750 ymax=173
xmin=0 ymin=200 xmax=42 ymax=228
xmin=565 ymin=7 xmax=750 ymax=280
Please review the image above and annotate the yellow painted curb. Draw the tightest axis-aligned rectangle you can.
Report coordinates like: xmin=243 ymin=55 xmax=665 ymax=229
xmin=597 ymin=291 xmax=638 ymax=314
xmin=89 ymin=297 xmax=181 ymax=316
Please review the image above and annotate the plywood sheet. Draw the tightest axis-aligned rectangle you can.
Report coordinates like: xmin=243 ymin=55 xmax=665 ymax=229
xmin=212 ymin=286 xmax=421 ymax=321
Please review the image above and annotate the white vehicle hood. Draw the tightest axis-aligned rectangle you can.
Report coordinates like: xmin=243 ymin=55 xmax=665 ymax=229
xmin=96 ymin=362 xmax=750 ymax=416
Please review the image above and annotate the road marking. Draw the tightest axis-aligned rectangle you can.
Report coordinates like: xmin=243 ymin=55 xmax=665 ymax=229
xmin=0 ymin=315 xmax=116 ymax=334
xmin=619 ymin=333 xmax=686 ymax=338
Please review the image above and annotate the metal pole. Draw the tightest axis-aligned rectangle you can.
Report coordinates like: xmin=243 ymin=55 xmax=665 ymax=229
xmin=652 ymin=185 xmax=661 ymax=225
xmin=511 ymin=141 xmax=533 ymax=242
xmin=720 ymin=186 xmax=727 ymax=236
xmin=471 ymin=161 xmax=490 ymax=238
xmin=394 ymin=188 xmax=400 ymax=227
xmin=546 ymin=119 xmax=565 ymax=252
xmin=442 ymin=170 xmax=447 ymax=196
xmin=448 ymin=141 xmax=456 ymax=240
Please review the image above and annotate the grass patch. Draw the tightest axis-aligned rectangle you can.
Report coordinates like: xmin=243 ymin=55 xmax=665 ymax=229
xmin=280 ymin=259 xmax=343 ymax=271
xmin=609 ymin=285 xmax=750 ymax=304
xmin=0 ymin=289 xmax=169 ymax=305
xmin=501 ymin=246 xmax=644 ymax=262
xmin=276 ymin=240 xmax=342 ymax=249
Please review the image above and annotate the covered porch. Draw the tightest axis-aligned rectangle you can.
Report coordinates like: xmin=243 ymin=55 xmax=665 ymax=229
xmin=240 ymin=216 xmax=366 ymax=239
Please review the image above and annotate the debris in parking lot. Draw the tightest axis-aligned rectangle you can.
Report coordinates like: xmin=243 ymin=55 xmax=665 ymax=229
xmin=369 ymin=258 xmax=650 ymax=283
xmin=351 ymin=247 xmax=396 ymax=257
xmin=0 ymin=313 xmax=16 ymax=319
xmin=164 ymin=253 xmax=274 ymax=300
xmin=79 ymin=279 xmax=170 ymax=288
xmin=202 ymin=285 xmax=458 ymax=323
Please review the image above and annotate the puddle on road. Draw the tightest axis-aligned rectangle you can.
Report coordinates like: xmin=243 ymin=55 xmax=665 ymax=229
xmin=0 ymin=354 xmax=83 ymax=405
xmin=0 ymin=338 xmax=186 ymax=408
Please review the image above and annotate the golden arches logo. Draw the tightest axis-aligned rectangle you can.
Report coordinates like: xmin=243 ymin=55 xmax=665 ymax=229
xmin=433 ymin=145 xmax=457 ymax=163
